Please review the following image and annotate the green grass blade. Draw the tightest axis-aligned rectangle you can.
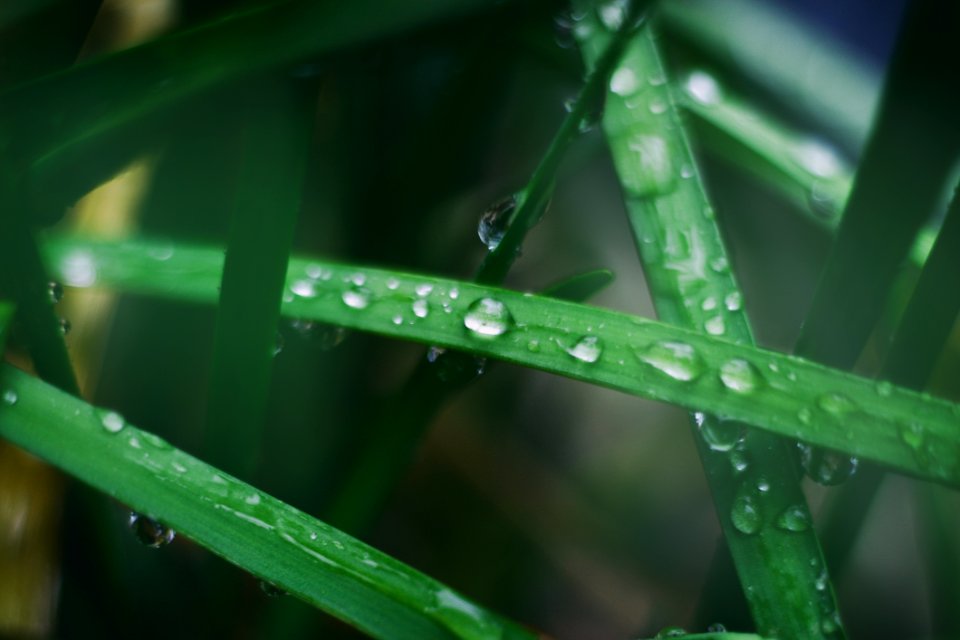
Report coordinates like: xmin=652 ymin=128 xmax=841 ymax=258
xmin=0 ymin=364 xmax=535 ymax=640
xmin=40 ymin=236 xmax=960 ymax=487
xmin=1 ymin=0 xmax=503 ymax=210
xmin=574 ymin=10 xmax=840 ymax=638
xmin=795 ymin=0 xmax=960 ymax=370
xmin=203 ymin=81 xmax=312 ymax=479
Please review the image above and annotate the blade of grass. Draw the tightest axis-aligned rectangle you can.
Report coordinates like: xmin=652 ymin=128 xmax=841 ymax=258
xmin=0 ymin=0 xmax=507 ymax=213
xmin=0 ymin=364 xmax=535 ymax=640
xmin=40 ymin=235 xmax=960 ymax=487
xmin=202 ymin=79 xmax=312 ymax=479
xmin=574 ymin=9 xmax=840 ymax=638
xmin=795 ymin=0 xmax=960 ymax=370
xmin=327 ymin=1 xmax=652 ymax=532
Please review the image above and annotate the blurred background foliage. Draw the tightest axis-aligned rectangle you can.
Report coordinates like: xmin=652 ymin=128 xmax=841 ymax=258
xmin=2 ymin=0 xmax=958 ymax=638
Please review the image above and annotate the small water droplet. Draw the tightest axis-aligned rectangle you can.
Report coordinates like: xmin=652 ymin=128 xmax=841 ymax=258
xmin=128 ymin=512 xmax=175 ymax=548
xmin=527 ymin=340 xmax=540 ymax=352
xmin=478 ymin=195 xmax=517 ymax=251
xmin=564 ymin=335 xmax=603 ymax=363
xmin=412 ymin=298 xmax=429 ymax=319
xmin=636 ymin=341 xmax=704 ymax=381
xmin=730 ymin=449 xmax=749 ymax=474
xmin=464 ymin=298 xmax=513 ymax=337
xmin=100 ymin=410 xmax=125 ymax=434
xmin=704 ymin=315 xmax=726 ymax=336
xmin=707 ymin=623 xmax=727 ymax=633
xmin=698 ymin=416 xmax=742 ymax=452
xmin=875 ymin=380 xmax=893 ymax=397
xmin=59 ymin=317 xmax=71 ymax=335
xmin=288 ymin=319 xmax=348 ymax=350
xmin=757 ymin=477 xmax=771 ymax=493
xmin=610 ymin=67 xmax=639 ymax=96
xmin=449 ymin=288 xmax=460 ymax=300
xmin=798 ymin=407 xmax=813 ymax=425
xmin=798 ymin=444 xmax=858 ymax=485
xmin=597 ymin=0 xmax=627 ymax=30
xmin=701 ymin=296 xmax=718 ymax=311
xmin=899 ymin=422 xmax=924 ymax=450
xmin=794 ymin=139 xmax=841 ymax=178
xmin=272 ymin=331 xmax=284 ymax=357
xmin=649 ymin=99 xmax=667 ymax=114
xmin=655 ymin=627 xmax=687 ymax=638
xmin=724 ymin=291 xmax=742 ymax=311
xmin=679 ymin=163 xmax=694 ymax=178
xmin=776 ymin=504 xmax=811 ymax=532
xmin=685 ymin=70 xmax=721 ymax=105
xmin=731 ymin=493 xmax=761 ymax=535
xmin=291 ymin=279 xmax=318 ymax=298
xmin=719 ymin=359 xmax=763 ymax=394
xmin=2 ymin=389 xmax=17 ymax=406
xmin=48 ymin=281 xmax=63 ymax=304
xmin=386 ymin=278 xmax=400 ymax=290
xmin=341 ymin=287 xmax=371 ymax=310
xmin=349 ymin=273 xmax=367 ymax=287
xmin=415 ymin=284 xmax=433 ymax=297
xmin=259 ymin=581 xmax=287 ymax=597
xmin=816 ymin=393 xmax=858 ymax=416
xmin=709 ymin=256 xmax=729 ymax=273
xmin=392 ymin=315 xmax=403 ymax=325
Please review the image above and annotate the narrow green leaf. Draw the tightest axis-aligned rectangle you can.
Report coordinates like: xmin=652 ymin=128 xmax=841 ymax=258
xmin=40 ymin=236 xmax=960 ymax=487
xmin=574 ymin=9 xmax=841 ymax=638
xmin=0 ymin=364 xmax=535 ymax=640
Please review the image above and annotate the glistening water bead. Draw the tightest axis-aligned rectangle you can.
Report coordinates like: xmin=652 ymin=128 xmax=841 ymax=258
xmin=564 ymin=335 xmax=603 ymax=363
xmin=463 ymin=298 xmax=513 ymax=337
xmin=477 ymin=195 xmax=517 ymax=251
xmin=635 ymin=341 xmax=704 ymax=381
xmin=128 ymin=512 xmax=175 ymax=548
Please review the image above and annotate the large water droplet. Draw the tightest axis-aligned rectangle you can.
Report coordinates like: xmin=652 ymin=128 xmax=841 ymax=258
xmin=636 ymin=341 xmax=704 ymax=381
xmin=291 ymin=279 xmax=318 ymax=298
xmin=341 ymin=286 xmax=371 ymax=310
xmin=2 ymin=389 xmax=17 ymax=406
xmin=697 ymin=415 xmax=742 ymax=452
xmin=564 ymin=335 xmax=603 ymax=363
xmin=99 ymin=410 xmax=126 ymax=434
xmin=128 ymin=512 xmax=175 ymax=548
xmin=610 ymin=67 xmax=639 ymax=96
xmin=776 ymin=504 xmax=812 ymax=532
xmin=719 ymin=359 xmax=763 ymax=394
xmin=798 ymin=444 xmax=858 ymax=485
xmin=731 ymin=493 xmax=761 ymax=535
xmin=412 ymin=298 xmax=430 ymax=319
xmin=478 ymin=195 xmax=517 ymax=251
xmin=464 ymin=298 xmax=513 ymax=337
xmin=685 ymin=70 xmax=721 ymax=105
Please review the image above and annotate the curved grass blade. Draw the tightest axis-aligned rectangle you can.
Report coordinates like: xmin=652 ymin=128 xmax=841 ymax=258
xmin=40 ymin=236 xmax=960 ymax=488
xmin=574 ymin=9 xmax=841 ymax=638
xmin=203 ymin=80 xmax=312 ymax=479
xmin=1 ymin=0 xmax=505 ymax=209
xmin=0 ymin=364 xmax=535 ymax=640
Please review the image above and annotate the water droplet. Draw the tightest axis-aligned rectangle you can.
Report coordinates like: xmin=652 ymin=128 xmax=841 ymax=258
xmin=259 ymin=580 xmax=287 ymax=597
xmin=698 ymin=416 xmax=742 ymax=452
xmin=449 ymin=288 xmax=460 ymax=300
xmin=48 ymin=281 xmax=63 ymax=304
xmin=478 ymin=195 xmax=517 ymax=251
xmin=341 ymin=287 xmax=371 ymax=310
xmin=757 ymin=477 xmax=771 ymax=493
xmin=99 ymin=410 xmax=125 ymax=433
xmin=610 ymin=67 xmax=639 ymax=96
xmin=730 ymin=449 xmax=749 ymax=474
xmin=685 ymin=70 xmax=721 ymax=105
xmin=649 ymin=99 xmax=667 ymax=114
xmin=798 ymin=407 xmax=813 ymax=425
xmin=724 ymin=292 xmax=742 ymax=311
xmin=731 ymin=493 xmax=761 ymax=535
xmin=709 ymin=256 xmax=729 ymax=273
xmin=272 ymin=331 xmax=284 ymax=357
xmin=392 ymin=315 xmax=403 ymax=325
xmin=635 ymin=341 xmax=704 ymax=381
xmin=288 ymin=319 xmax=348 ymax=350
xmin=899 ymin=423 xmax=924 ymax=450
xmin=597 ymin=0 xmax=627 ymax=30
xmin=415 ymin=284 xmax=433 ymax=297
xmin=623 ymin=134 xmax=675 ymax=196
xmin=2 ymin=389 xmax=17 ymax=406
xmin=679 ymin=164 xmax=694 ymax=178
xmin=704 ymin=315 xmax=726 ymax=336
xmin=564 ymin=335 xmax=603 ymax=363
xmin=875 ymin=380 xmax=893 ymax=397
xmin=291 ymin=279 xmax=318 ymax=298
xmin=719 ymin=359 xmax=763 ymax=394
xmin=412 ymin=298 xmax=429 ymax=319
xmin=386 ymin=278 xmax=400 ymax=290
xmin=128 ymin=512 xmax=175 ymax=548
xmin=794 ymin=139 xmax=841 ymax=178
xmin=655 ymin=627 xmax=687 ymax=638
xmin=349 ymin=273 xmax=367 ymax=287
xmin=464 ymin=298 xmax=513 ymax=337
xmin=798 ymin=444 xmax=858 ymax=485
xmin=816 ymin=393 xmax=858 ymax=415
xmin=59 ymin=317 xmax=71 ymax=335
xmin=701 ymin=296 xmax=718 ymax=311
xmin=707 ymin=623 xmax=727 ymax=633
xmin=776 ymin=504 xmax=811 ymax=532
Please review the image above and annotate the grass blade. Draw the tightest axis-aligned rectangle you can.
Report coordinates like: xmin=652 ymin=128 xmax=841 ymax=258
xmin=40 ymin=235 xmax=960 ymax=487
xmin=203 ymin=80 xmax=312 ymax=479
xmin=574 ymin=9 xmax=840 ymax=637
xmin=0 ymin=364 xmax=535 ymax=640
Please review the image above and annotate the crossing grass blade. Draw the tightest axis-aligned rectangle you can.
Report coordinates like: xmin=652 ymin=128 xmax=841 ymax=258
xmin=40 ymin=235 xmax=960 ymax=488
xmin=0 ymin=362 xmax=536 ymax=640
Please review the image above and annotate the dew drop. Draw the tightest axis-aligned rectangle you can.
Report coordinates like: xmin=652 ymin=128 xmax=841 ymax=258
xmin=349 ymin=273 xmax=367 ymax=287
xmin=464 ymin=298 xmax=513 ymax=337
xmin=798 ymin=407 xmax=813 ymax=425
xmin=597 ymin=0 xmax=626 ymax=30
xmin=392 ymin=315 xmax=403 ymax=326
xmin=478 ymin=195 xmax=517 ymax=251
xmin=701 ymin=296 xmax=718 ymax=311
xmin=875 ymin=380 xmax=893 ymax=397
xmin=655 ymin=627 xmax=687 ymax=638
xmin=899 ymin=423 xmax=924 ymax=450
xmin=707 ymin=623 xmax=727 ymax=633
xmin=798 ymin=444 xmax=858 ymax=485
xmin=341 ymin=287 xmax=371 ymax=310
xmin=288 ymin=319 xmax=348 ymax=350
xmin=128 ymin=512 xmax=175 ymax=548
xmin=704 ymin=315 xmax=726 ymax=336
xmin=794 ymin=139 xmax=841 ymax=178
xmin=730 ymin=449 xmax=750 ymax=474
xmin=635 ymin=341 xmax=704 ymax=381
xmin=649 ymin=99 xmax=667 ymax=115
xmin=719 ymin=359 xmax=763 ymax=394
xmin=710 ymin=256 xmax=729 ymax=273
xmin=2 ymin=389 xmax=17 ymax=406
xmin=415 ymin=283 xmax=433 ymax=297
xmin=776 ymin=504 xmax=812 ymax=532
xmin=724 ymin=291 xmax=743 ymax=311
xmin=731 ymin=494 xmax=761 ymax=535
xmin=259 ymin=581 xmax=287 ymax=597
xmin=610 ymin=67 xmax=639 ymax=96
xmin=272 ymin=331 xmax=284 ymax=357
xmin=386 ymin=278 xmax=400 ymax=290
xmin=564 ymin=335 xmax=603 ymax=363
xmin=412 ymin=298 xmax=429 ymax=319
xmin=59 ymin=317 xmax=72 ymax=335
xmin=291 ymin=279 xmax=318 ymax=298
xmin=698 ymin=416 xmax=742 ymax=452
xmin=816 ymin=393 xmax=858 ymax=415
xmin=685 ymin=70 xmax=721 ymax=105
xmin=48 ymin=281 xmax=63 ymax=304
xmin=99 ymin=410 xmax=126 ymax=434
xmin=679 ymin=164 xmax=694 ymax=178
